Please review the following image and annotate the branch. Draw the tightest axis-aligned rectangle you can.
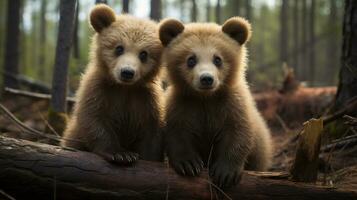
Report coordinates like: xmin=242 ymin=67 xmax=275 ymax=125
xmin=4 ymin=87 xmax=75 ymax=105
xmin=2 ymin=71 xmax=51 ymax=93
xmin=322 ymin=96 xmax=357 ymax=125
xmin=0 ymin=136 xmax=356 ymax=200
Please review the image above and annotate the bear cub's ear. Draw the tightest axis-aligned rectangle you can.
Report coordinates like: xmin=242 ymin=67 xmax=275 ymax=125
xmin=222 ymin=17 xmax=252 ymax=45
xmin=90 ymin=4 xmax=116 ymax=33
xmin=159 ymin=18 xmax=184 ymax=46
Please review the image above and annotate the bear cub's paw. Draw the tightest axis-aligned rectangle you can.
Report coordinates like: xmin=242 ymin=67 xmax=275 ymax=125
xmin=170 ymin=154 xmax=204 ymax=176
xmin=110 ymin=151 xmax=139 ymax=165
xmin=209 ymin=161 xmax=243 ymax=188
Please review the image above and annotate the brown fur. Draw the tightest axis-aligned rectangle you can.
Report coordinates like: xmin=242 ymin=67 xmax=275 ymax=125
xmin=160 ymin=17 xmax=272 ymax=187
xmin=61 ymin=5 xmax=164 ymax=164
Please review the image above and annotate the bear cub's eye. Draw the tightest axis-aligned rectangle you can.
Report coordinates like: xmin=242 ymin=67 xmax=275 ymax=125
xmin=213 ymin=55 xmax=222 ymax=67
xmin=139 ymin=51 xmax=148 ymax=63
xmin=187 ymin=55 xmax=197 ymax=68
xmin=115 ymin=45 xmax=124 ymax=56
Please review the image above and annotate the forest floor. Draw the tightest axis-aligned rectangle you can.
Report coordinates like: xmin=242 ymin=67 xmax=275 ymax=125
xmin=0 ymin=84 xmax=356 ymax=191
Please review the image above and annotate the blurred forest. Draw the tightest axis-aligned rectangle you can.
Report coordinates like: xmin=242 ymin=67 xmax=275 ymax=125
xmin=1 ymin=1 xmax=357 ymax=198
xmin=0 ymin=0 xmax=344 ymax=93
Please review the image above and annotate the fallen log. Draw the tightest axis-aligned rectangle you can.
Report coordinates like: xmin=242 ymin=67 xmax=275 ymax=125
xmin=2 ymin=72 xmax=51 ymax=94
xmin=4 ymin=87 xmax=76 ymax=106
xmin=0 ymin=136 xmax=356 ymax=200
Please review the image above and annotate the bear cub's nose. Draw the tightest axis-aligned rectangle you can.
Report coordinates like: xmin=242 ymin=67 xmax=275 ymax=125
xmin=121 ymin=68 xmax=135 ymax=80
xmin=200 ymin=73 xmax=214 ymax=86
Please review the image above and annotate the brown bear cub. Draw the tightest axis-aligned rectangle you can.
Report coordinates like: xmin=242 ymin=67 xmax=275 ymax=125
xmin=61 ymin=4 xmax=164 ymax=164
xmin=160 ymin=17 xmax=272 ymax=187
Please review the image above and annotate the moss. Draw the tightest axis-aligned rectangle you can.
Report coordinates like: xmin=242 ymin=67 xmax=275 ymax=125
xmin=47 ymin=107 xmax=68 ymax=136
xmin=324 ymin=118 xmax=349 ymax=140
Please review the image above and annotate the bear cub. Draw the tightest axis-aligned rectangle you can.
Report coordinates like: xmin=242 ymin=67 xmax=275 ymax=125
xmin=160 ymin=17 xmax=272 ymax=187
xmin=62 ymin=4 xmax=164 ymax=164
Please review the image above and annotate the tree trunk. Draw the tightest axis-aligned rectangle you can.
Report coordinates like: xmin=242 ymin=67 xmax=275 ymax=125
xmin=3 ymin=0 xmax=21 ymax=89
xmin=308 ymin=0 xmax=315 ymax=86
xmin=206 ymin=0 xmax=211 ymax=22
xmin=123 ymin=0 xmax=129 ymax=13
xmin=39 ymin=0 xmax=47 ymax=79
xmin=191 ymin=0 xmax=197 ymax=22
xmin=292 ymin=0 xmax=299 ymax=72
xmin=72 ymin=0 xmax=80 ymax=59
xmin=49 ymin=0 xmax=77 ymax=135
xmin=95 ymin=0 xmax=107 ymax=4
xmin=301 ymin=0 xmax=308 ymax=81
xmin=50 ymin=0 xmax=77 ymax=114
xmin=150 ymin=0 xmax=162 ymax=21
xmin=326 ymin=0 xmax=338 ymax=85
xmin=0 ymin=136 xmax=356 ymax=200
xmin=245 ymin=0 xmax=252 ymax=21
xmin=215 ymin=0 xmax=221 ymax=24
xmin=335 ymin=0 xmax=357 ymax=107
xmin=280 ymin=0 xmax=288 ymax=65
xmin=231 ymin=0 xmax=240 ymax=17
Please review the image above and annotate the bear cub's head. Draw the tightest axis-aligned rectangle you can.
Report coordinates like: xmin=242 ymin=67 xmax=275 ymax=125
xmin=159 ymin=17 xmax=251 ymax=94
xmin=90 ymin=4 xmax=162 ymax=85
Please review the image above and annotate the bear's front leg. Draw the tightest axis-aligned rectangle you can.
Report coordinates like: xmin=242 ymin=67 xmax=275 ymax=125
xmin=209 ymin=126 xmax=253 ymax=188
xmin=166 ymin=132 xmax=204 ymax=176
xmin=88 ymin=126 xmax=139 ymax=165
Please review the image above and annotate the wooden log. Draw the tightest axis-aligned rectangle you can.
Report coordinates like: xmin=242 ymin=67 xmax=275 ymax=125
xmin=290 ymin=118 xmax=323 ymax=182
xmin=4 ymin=87 xmax=75 ymax=106
xmin=0 ymin=136 xmax=356 ymax=200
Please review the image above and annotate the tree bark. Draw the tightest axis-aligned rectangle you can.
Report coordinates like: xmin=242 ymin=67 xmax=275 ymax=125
xmin=308 ymin=0 xmax=316 ymax=86
xmin=50 ymin=0 xmax=77 ymax=113
xmin=72 ymin=0 xmax=80 ymax=59
xmin=215 ymin=0 xmax=221 ymax=24
xmin=290 ymin=119 xmax=323 ymax=182
xmin=206 ymin=0 xmax=211 ymax=22
xmin=335 ymin=0 xmax=357 ymax=107
xmin=292 ymin=0 xmax=299 ymax=72
xmin=123 ymin=0 xmax=129 ymax=13
xmin=280 ymin=0 xmax=288 ymax=65
xmin=39 ymin=0 xmax=47 ymax=79
xmin=301 ymin=0 xmax=308 ymax=81
xmin=150 ymin=0 xmax=162 ymax=21
xmin=0 ymin=135 xmax=356 ymax=200
xmin=95 ymin=0 xmax=107 ymax=4
xmin=245 ymin=0 xmax=252 ymax=21
xmin=326 ymin=0 xmax=338 ymax=84
xmin=191 ymin=0 xmax=198 ymax=22
xmin=3 ymin=0 xmax=21 ymax=89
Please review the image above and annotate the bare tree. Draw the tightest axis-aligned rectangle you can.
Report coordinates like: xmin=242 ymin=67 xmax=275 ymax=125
xmin=232 ymin=0 xmax=240 ymax=16
xmin=73 ymin=0 xmax=80 ymax=59
xmin=280 ymin=0 xmax=288 ymax=64
xmin=191 ymin=0 xmax=198 ymax=22
xmin=326 ymin=0 xmax=338 ymax=84
xmin=150 ymin=0 xmax=162 ymax=21
xmin=50 ymin=0 xmax=77 ymax=114
xmin=123 ymin=0 xmax=129 ymax=13
xmin=95 ymin=0 xmax=107 ymax=4
xmin=215 ymin=0 xmax=221 ymax=23
xmin=309 ymin=0 xmax=316 ymax=85
xmin=292 ymin=0 xmax=299 ymax=72
xmin=206 ymin=0 xmax=211 ymax=22
xmin=245 ymin=0 xmax=252 ymax=21
xmin=39 ymin=0 xmax=47 ymax=78
xmin=301 ymin=0 xmax=308 ymax=80
xmin=3 ymin=0 xmax=21 ymax=89
xmin=335 ymin=0 xmax=357 ymax=107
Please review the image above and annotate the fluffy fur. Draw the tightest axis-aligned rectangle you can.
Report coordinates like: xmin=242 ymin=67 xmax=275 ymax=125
xmin=62 ymin=4 xmax=164 ymax=164
xmin=160 ymin=17 xmax=272 ymax=187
